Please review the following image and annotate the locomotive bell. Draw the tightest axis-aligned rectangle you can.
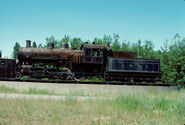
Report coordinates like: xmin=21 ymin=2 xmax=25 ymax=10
xmin=61 ymin=43 xmax=68 ymax=49
xmin=26 ymin=40 xmax=31 ymax=48
xmin=47 ymin=42 xmax=55 ymax=49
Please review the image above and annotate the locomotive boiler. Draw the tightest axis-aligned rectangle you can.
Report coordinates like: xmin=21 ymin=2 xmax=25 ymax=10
xmin=17 ymin=40 xmax=85 ymax=79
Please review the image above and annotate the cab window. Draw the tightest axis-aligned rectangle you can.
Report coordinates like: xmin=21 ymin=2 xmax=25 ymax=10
xmin=85 ymin=49 xmax=102 ymax=57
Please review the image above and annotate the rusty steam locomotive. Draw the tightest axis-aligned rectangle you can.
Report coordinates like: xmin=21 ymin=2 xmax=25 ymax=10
xmin=0 ymin=40 xmax=161 ymax=82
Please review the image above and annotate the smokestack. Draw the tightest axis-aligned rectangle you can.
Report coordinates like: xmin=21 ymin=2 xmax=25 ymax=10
xmin=26 ymin=40 xmax=31 ymax=48
xmin=0 ymin=50 xmax=2 ymax=58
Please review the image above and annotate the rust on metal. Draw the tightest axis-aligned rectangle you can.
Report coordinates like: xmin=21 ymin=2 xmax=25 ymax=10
xmin=113 ymin=51 xmax=137 ymax=58
xmin=71 ymin=51 xmax=84 ymax=63
xmin=82 ymin=44 xmax=111 ymax=50
xmin=19 ymin=47 xmax=84 ymax=63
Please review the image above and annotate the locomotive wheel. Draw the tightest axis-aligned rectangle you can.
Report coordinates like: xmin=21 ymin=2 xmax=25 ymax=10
xmin=60 ymin=68 xmax=74 ymax=80
xmin=60 ymin=73 xmax=68 ymax=80
xmin=73 ymin=68 xmax=85 ymax=81
xmin=16 ymin=72 xmax=21 ymax=79
xmin=60 ymin=73 xmax=74 ymax=80
xmin=73 ymin=76 xmax=85 ymax=81
xmin=73 ymin=72 xmax=85 ymax=81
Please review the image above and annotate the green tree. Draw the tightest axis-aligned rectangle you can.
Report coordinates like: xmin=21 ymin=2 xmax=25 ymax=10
xmin=134 ymin=40 xmax=155 ymax=58
xmin=129 ymin=40 xmax=155 ymax=58
xmin=93 ymin=37 xmax=103 ymax=45
xmin=102 ymin=34 xmax=112 ymax=45
xmin=112 ymin=34 xmax=121 ymax=51
xmin=121 ymin=40 xmax=131 ymax=51
xmin=142 ymin=40 xmax=155 ymax=58
xmin=32 ymin=41 xmax=37 ymax=48
xmin=38 ymin=43 xmax=43 ymax=48
xmin=60 ymin=35 xmax=70 ymax=43
xmin=70 ymin=37 xmax=82 ymax=49
xmin=12 ymin=42 xmax=20 ymax=59
xmin=45 ymin=36 xmax=58 ymax=48
xmin=160 ymin=34 xmax=185 ymax=86
xmin=93 ymin=35 xmax=112 ymax=45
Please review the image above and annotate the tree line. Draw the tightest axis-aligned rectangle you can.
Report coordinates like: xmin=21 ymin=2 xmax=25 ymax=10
xmin=12 ymin=34 xmax=185 ymax=86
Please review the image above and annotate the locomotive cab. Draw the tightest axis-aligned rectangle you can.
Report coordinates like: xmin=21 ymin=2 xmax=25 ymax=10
xmin=83 ymin=45 xmax=102 ymax=63
xmin=72 ymin=43 xmax=111 ymax=75
xmin=81 ymin=44 xmax=111 ymax=63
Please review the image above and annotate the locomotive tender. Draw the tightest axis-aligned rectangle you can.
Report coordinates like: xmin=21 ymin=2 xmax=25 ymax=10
xmin=0 ymin=50 xmax=16 ymax=79
xmin=0 ymin=40 xmax=161 ymax=82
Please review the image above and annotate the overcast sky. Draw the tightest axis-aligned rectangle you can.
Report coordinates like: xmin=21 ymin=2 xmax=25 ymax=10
xmin=0 ymin=0 xmax=185 ymax=57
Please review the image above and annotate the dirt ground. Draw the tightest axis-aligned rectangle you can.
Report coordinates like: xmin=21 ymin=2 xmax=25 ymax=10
xmin=0 ymin=81 xmax=178 ymax=96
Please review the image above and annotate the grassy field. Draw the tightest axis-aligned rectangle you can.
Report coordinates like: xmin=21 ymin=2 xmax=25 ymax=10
xmin=0 ymin=85 xmax=56 ymax=95
xmin=0 ymin=85 xmax=184 ymax=125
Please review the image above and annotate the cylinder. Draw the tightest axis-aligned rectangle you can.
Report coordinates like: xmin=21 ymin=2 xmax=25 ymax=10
xmin=26 ymin=40 xmax=31 ymax=48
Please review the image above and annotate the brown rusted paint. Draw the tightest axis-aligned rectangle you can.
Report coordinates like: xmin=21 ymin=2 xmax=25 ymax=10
xmin=113 ymin=51 xmax=137 ymax=58
xmin=19 ymin=47 xmax=84 ymax=63
xmin=71 ymin=51 xmax=84 ymax=63
xmin=83 ymin=44 xmax=111 ymax=50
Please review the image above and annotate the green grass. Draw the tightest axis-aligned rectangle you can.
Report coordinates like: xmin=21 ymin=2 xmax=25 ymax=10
xmin=0 ymin=85 xmax=102 ymax=97
xmin=26 ymin=87 xmax=54 ymax=95
xmin=83 ymin=77 xmax=105 ymax=82
xmin=0 ymin=85 xmax=55 ymax=95
xmin=0 ymin=85 xmax=18 ymax=93
xmin=0 ymin=87 xmax=184 ymax=125
xmin=0 ymin=85 xmax=93 ymax=97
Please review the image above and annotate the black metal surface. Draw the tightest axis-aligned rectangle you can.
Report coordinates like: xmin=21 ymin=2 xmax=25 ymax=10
xmin=0 ymin=58 xmax=16 ymax=79
xmin=47 ymin=42 xmax=55 ymax=49
xmin=26 ymin=40 xmax=31 ymax=48
xmin=107 ymin=57 xmax=160 ymax=73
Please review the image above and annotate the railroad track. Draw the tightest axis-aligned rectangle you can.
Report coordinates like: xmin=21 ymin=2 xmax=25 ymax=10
xmin=0 ymin=78 xmax=176 ymax=87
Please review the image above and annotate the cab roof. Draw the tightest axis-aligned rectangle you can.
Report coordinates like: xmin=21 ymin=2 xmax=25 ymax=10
xmin=82 ymin=44 xmax=111 ymax=50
